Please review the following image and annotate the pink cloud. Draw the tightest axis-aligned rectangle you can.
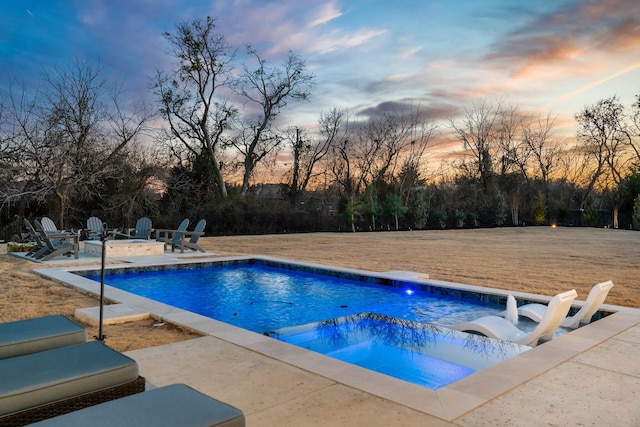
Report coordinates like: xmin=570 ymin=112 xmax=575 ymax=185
xmin=483 ymin=0 xmax=640 ymax=81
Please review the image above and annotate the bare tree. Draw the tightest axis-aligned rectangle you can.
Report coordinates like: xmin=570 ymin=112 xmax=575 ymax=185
xmin=226 ymin=117 xmax=283 ymax=194
xmin=495 ymin=104 xmax=524 ymax=177
xmin=2 ymin=60 xmax=151 ymax=227
xmin=92 ymin=141 xmax=164 ymax=228
xmin=233 ymin=47 xmax=314 ymax=195
xmin=521 ymin=112 xmax=563 ymax=183
xmin=0 ymin=80 xmax=43 ymax=211
xmin=327 ymin=107 xmax=436 ymax=200
xmin=285 ymin=107 xmax=345 ymax=198
xmin=152 ymin=16 xmax=236 ymax=198
xmin=450 ymin=99 xmax=503 ymax=190
xmin=395 ymin=116 xmax=438 ymax=203
xmin=327 ymin=130 xmax=356 ymax=199
xmin=575 ymin=96 xmax=629 ymax=206
xmin=0 ymin=91 xmax=22 ymax=211
xmin=628 ymin=91 xmax=640 ymax=167
xmin=365 ymin=109 xmax=436 ymax=186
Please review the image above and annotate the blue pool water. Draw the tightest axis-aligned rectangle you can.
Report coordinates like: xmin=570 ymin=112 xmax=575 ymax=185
xmin=266 ymin=312 xmax=530 ymax=389
xmin=84 ymin=263 xmax=501 ymax=333
xmin=81 ymin=260 xmax=532 ymax=389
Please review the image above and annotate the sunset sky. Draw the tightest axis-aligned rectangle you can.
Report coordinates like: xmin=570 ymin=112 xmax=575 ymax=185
xmin=1 ymin=0 xmax=639 ymax=157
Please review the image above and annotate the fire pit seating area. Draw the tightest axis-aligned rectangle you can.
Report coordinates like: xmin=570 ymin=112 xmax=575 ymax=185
xmin=0 ymin=316 xmax=245 ymax=427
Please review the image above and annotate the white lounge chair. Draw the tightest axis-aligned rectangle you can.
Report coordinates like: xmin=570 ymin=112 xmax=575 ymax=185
xmin=452 ymin=289 xmax=577 ymax=346
xmin=518 ymin=280 xmax=614 ymax=329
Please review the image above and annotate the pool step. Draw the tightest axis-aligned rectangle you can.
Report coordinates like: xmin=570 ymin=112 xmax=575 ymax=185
xmin=75 ymin=304 xmax=151 ymax=326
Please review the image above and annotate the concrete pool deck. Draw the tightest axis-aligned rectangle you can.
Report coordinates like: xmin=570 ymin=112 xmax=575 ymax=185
xmin=34 ymin=256 xmax=640 ymax=425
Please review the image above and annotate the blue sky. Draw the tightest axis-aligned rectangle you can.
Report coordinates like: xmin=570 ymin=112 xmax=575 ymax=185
xmin=1 ymin=0 xmax=639 ymax=152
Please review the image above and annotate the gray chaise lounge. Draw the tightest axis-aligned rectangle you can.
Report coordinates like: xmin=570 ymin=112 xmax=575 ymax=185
xmin=0 ymin=315 xmax=87 ymax=360
xmin=0 ymin=341 xmax=144 ymax=425
xmin=27 ymin=383 xmax=245 ymax=427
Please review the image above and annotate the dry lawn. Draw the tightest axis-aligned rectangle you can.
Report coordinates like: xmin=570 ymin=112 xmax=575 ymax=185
xmin=1 ymin=226 xmax=638 ymax=352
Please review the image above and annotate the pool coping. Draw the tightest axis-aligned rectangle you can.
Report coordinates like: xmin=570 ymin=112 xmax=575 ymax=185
xmin=33 ymin=255 xmax=640 ymax=421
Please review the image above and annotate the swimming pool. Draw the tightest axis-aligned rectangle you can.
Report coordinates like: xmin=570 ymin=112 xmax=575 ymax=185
xmin=80 ymin=260 xmax=505 ymax=333
xmin=73 ymin=258 xmax=535 ymax=389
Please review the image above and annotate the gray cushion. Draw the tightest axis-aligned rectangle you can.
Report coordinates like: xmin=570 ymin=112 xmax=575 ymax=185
xmin=0 ymin=315 xmax=87 ymax=359
xmin=0 ymin=341 xmax=139 ymax=416
xmin=28 ymin=383 xmax=245 ymax=427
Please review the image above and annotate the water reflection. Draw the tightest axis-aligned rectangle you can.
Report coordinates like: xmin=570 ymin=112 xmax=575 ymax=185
xmin=266 ymin=312 xmax=531 ymax=371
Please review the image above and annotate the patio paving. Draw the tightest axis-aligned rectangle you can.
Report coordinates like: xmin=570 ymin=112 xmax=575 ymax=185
xmin=125 ymin=319 xmax=640 ymax=426
xmin=126 ymin=336 xmax=453 ymax=426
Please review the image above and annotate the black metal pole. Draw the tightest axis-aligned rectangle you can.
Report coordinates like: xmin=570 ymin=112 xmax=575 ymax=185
xmin=96 ymin=222 xmax=108 ymax=341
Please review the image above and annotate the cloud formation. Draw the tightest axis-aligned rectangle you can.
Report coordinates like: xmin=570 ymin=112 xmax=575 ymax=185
xmin=0 ymin=0 xmax=637 ymax=136
xmin=483 ymin=0 xmax=640 ymax=82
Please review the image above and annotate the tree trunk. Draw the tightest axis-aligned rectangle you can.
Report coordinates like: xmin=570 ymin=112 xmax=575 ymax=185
xmin=55 ymin=190 xmax=66 ymax=229
xmin=240 ymin=148 xmax=258 ymax=196
xmin=212 ymin=164 xmax=228 ymax=198
xmin=511 ymin=205 xmax=519 ymax=226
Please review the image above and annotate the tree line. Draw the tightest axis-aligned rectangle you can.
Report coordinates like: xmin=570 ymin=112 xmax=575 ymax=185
xmin=1 ymin=17 xmax=639 ymax=240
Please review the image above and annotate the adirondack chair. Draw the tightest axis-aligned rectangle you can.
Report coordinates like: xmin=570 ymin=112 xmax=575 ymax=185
xmin=86 ymin=216 xmax=105 ymax=240
xmin=167 ymin=219 xmax=206 ymax=253
xmin=155 ymin=218 xmax=189 ymax=244
xmin=130 ymin=217 xmax=152 ymax=239
xmin=40 ymin=217 xmax=60 ymax=232
xmin=33 ymin=220 xmax=79 ymax=261
xmin=23 ymin=219 xmax=48 ymax=258
xmin=112 ymin=217 xmax=153 ymax=240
